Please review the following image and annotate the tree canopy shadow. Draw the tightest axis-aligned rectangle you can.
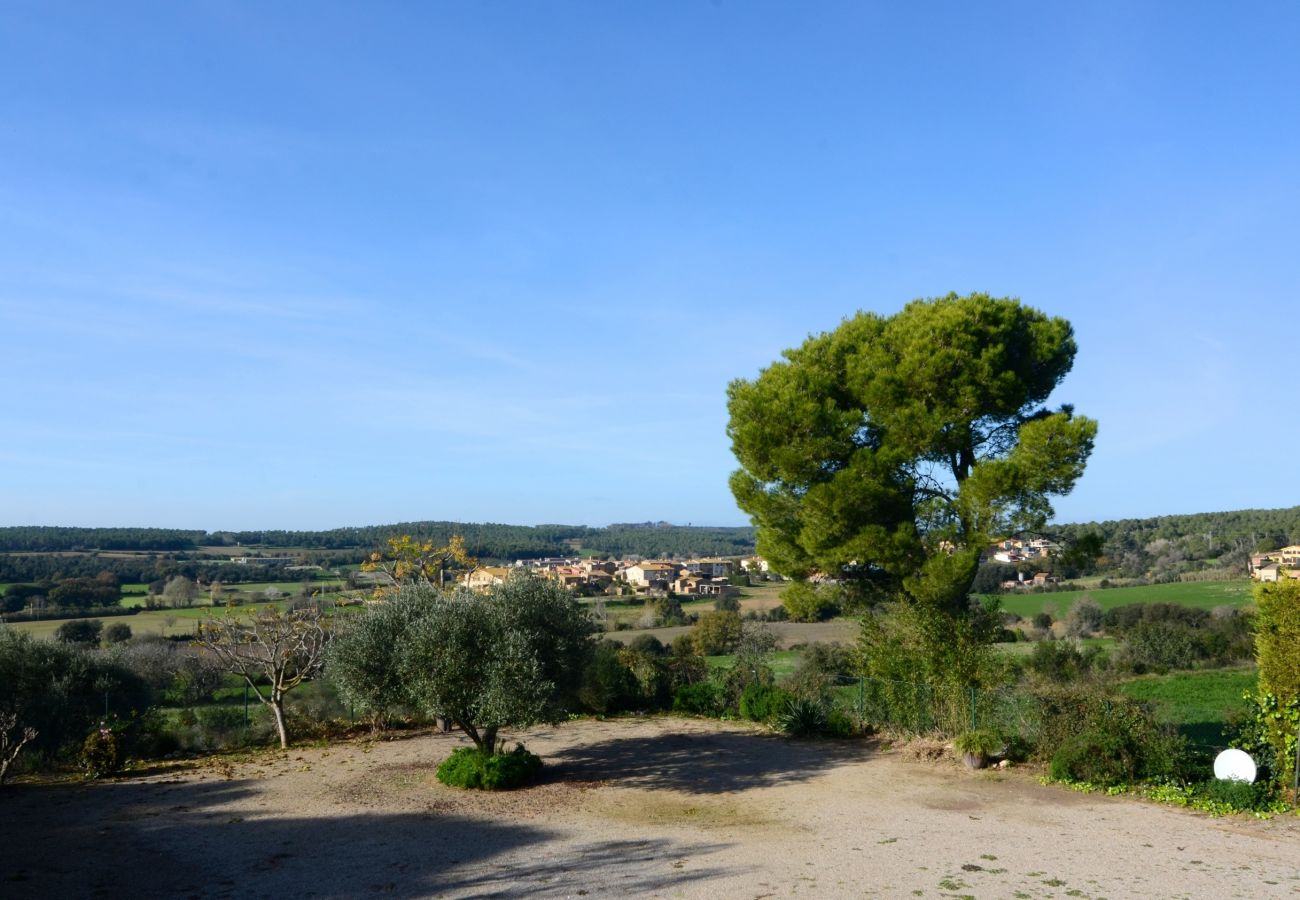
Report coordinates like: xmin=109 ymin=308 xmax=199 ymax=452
xmin=544 ymin=728 xmax=876 ymax=794
xmin=1 ymin=775 xmax=730 ymax=899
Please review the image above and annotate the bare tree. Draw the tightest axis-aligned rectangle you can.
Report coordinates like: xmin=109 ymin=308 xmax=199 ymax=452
xmin=196 ymin=608 xmax=330 ymax=749
xmin=163 ymin=576 xmax=197 ymax=609
xmin=0 ymin=713 xmax=37 ymax=786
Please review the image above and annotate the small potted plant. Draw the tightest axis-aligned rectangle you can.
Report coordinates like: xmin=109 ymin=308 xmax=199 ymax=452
xmin=953 ymin=729 xmax=1002 ymax=769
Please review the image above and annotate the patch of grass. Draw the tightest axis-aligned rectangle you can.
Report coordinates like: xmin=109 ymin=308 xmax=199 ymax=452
xmin=1119 ymin=667 xmax=1256 ymax=746
xmin=705 ymin=649 xmax=802 ymax=676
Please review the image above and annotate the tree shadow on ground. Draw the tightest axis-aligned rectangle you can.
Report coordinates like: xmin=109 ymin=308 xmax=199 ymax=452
xmin=544 ymin=728 xmax=876 ymax=794
xmin=1 ymin=776 xmax=730 ymax=899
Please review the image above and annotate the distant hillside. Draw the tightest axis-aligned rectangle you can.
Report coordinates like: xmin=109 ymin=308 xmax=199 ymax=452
xmin=1052 ymin=505 xmax=1300 ymax=578
xmin=0 ymin=521 xmax=757 ymax=562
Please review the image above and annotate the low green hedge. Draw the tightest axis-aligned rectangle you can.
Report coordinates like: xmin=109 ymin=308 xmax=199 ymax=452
xmin=436 ymin=745 xmax=543 ymax=791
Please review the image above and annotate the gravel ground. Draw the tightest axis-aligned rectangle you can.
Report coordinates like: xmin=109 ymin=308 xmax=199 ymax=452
xmin=5 ymin=716 xmax=1300 ymax=899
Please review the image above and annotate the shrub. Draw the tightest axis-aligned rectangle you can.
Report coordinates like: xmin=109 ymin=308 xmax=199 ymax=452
xmin=1032 ymin=612 xmax=1053 ymax=630
xmin=435 ymin=745 xmax=543 ymax=791
xmin=1026 ymin=640 xmax=1103 ymax=683
xmin=1118 ymin=620 xmax=1198 ymax=673
xmin=1063 ymin=596 xmax=1103 ymax=638
xmin=652 ymin=596 xmax=688 ymax=627
xmin=1032 ymin=684 xmax=1186 ymax=784
xmin=628 ymin=634 xmax=665 ymax=656
xmin=1198 ymin=777 xmax=1275 ymax=812
xmin=0 ymin=630 xmax=151 ymax=768
xmin=787 ymin=642 xmax=853 ymax=698
xmin=80 ymin=724 xmax=122 ymax=779
xmin=1050 ymin=729 xmax=1139 ymax=786
xmin=1254 ymin=578 xmax=1300 ymax=785
xmin=691 ymin=610 xmax=743 ymax=656
xmin=103 ymin=623 xmax=133 ymax=644
xmin=778 ymin=695 xmax=831 ymax=737
xmin=713 ymin=594 xmax=741 ymax=613
xmin=55 ymin=619 xmax=104 ymax=646
xmin=578 ymin=642 xmax=640 ymax=714
xmin=739 ymin=682 xmax=791 ymax=723
xmin=1231 ymin=690 xmax=1299 ymax=789
xmin=954 ymin=728 xmax=1003 ymax=756
xmin=672 ymin=681 xmax=724 ymax=716
xmin=670 ymin=634 xmax=697 ymax=657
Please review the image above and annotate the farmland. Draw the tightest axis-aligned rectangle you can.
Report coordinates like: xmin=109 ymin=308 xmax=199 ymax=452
xmin=992 ymin=579 xmax=1253 ymax=618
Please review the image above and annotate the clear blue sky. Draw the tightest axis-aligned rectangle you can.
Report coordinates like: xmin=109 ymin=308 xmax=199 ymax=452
xmin=2 ymin=2 xmax=1297 ymax=531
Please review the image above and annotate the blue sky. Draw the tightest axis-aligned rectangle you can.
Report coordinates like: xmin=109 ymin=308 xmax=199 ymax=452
xmin=2 ymin=2 xmax=1297 ymax=530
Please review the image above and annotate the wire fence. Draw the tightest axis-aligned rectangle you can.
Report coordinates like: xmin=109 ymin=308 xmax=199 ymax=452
xmin=828 ymin=674 xmax=1234 ymax=759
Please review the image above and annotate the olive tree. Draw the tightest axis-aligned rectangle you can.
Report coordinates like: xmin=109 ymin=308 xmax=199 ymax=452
xmin=196 ymin=608 xmax=330 ymax=749
xmin=400 ymin=575 xmax=593 ymax=756
xmin=328 ymin=589 xmax=428 ymax=733
xmin=727 ymin=293 xmax=1096 ymax=683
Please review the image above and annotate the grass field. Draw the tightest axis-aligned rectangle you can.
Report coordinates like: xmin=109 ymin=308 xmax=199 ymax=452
xmin=6 ymin=600 xmax=294 ymax=640
xmin=992 ymin=579 xmax=1253 ymax=619
xmin=994 ymin=636 xmax=1117 ymax=656
xmin=1119 ymin=667 xmax=1257 ymax=748
xmin=705 ymin=649 xmax=802 ymax=676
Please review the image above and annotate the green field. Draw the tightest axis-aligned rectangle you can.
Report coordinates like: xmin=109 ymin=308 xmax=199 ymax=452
xmin=992 ymin=580 xmax=1253 ymax=619
xmin=994 ymin=636 xmax=1117 ymax=656
xmin=6 ymin=600 xmax=294 ymax=640
xmin=1119 ymin=667 xmax=1257 ymax=748
xmin=705 ymin=649 xmax=802 ymax=677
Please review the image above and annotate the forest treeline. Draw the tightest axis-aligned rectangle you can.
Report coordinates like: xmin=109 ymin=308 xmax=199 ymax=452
xmin=4 ymin=504 xmax=1299 ymax=584
xmin=1051 ymin=505 xmax=1300 ymax=580
xmin=0 ymin=521 xmax=759 ymax=567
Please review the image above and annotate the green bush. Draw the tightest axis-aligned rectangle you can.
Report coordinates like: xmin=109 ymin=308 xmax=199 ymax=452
xmin=1026 ymin=640 xmax=1103 ymax=683
xmin=578 ymin=643 xmax=640 ymax=714
xmin=739 ymin=682 xmax=791 ymax=723
xmin=691 ymin=610 xmax=743 ymax=655
xmin=55 ymin=619 xmax=104 ymax=646
xmin=628 ymin=634 xmax=665 ymax=656
xmin=1035 ymin=685 xmax=1187 ymax=785
xmin=1050 ymin=729 xmax=1139 ymax=786
xmin=79 ymin=725 xmax=122 ymax=779
xmin=435 ymin=745 xmax=543 ymax=791
xmin=103 ymin=623 xmax=133 ymax=644
xmin=672 ymin=681 xmax=724 ymax=716
xmin=1197 ymin=777 xmax=1272 ymax=811
xmin=954 ymin=728 xmax=1002 ymax=756
xmin=778 ymin=696 xmax=831 ymax=737
xmin=1118 ymin=620 xmax=1198 ymax=673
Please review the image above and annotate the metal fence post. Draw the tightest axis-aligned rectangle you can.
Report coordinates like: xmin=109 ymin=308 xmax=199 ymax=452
xmin=1292 ymin=716 xmax=1300 ymax=807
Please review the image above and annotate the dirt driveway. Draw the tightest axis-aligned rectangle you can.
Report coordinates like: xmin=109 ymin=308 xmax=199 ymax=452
xmin=4 ymin=717 xmax=1299 ymax=898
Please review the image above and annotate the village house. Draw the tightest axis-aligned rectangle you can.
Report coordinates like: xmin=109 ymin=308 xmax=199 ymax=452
xmin=542 ymin=565 xmax=585 ymax=589
xmin=626 ymin=561 xmax=677 ymax=590
xmin=463 ymin=566 xmax=511 ymax=590
xmin=682 ymin=557 xmax=734 ymax=577
xmin=1250 ymin=545 xmax=1300 ymax=580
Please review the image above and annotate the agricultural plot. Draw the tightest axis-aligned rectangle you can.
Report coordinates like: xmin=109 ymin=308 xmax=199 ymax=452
xmin=7 ymin=601 xmax=294 ymax=640
xmin=993 ymin=579 xmax=1252 ymax=619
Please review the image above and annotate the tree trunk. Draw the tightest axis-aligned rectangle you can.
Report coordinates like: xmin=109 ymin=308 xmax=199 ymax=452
xmin=481 ymin=725 xmax=498 ymax=757
xmin=271 ymin=696 xmax=288 ymax=749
